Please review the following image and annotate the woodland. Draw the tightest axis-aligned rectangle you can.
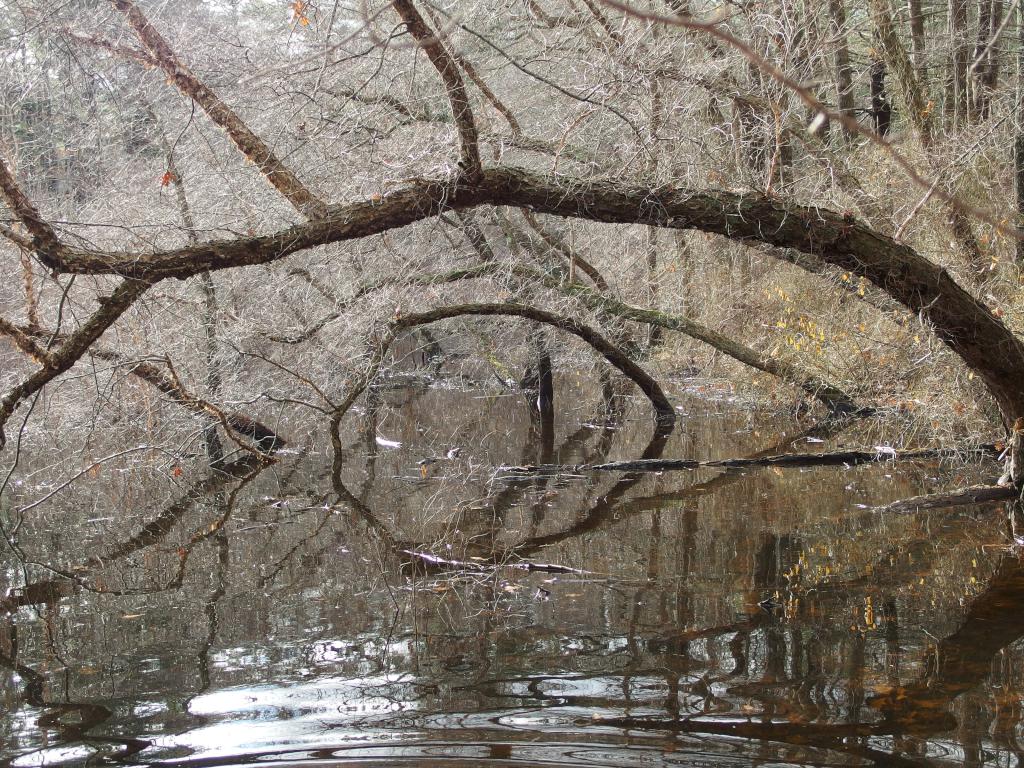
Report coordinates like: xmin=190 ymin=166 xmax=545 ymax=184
xmin=10 ymin=2 xmax=1024 ymax=763
xmin=3 ymin=0 xmax=1024 ymax=507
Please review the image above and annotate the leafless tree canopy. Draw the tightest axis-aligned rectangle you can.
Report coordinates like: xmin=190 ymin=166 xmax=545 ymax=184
xmin=4 ymin=0 xmax=1024 ymax=473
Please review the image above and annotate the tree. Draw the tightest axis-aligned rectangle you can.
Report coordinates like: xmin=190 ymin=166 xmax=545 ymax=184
xmin=2 ymin=0 xmax=1024 ymax=490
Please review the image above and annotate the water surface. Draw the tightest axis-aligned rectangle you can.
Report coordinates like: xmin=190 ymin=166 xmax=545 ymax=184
xmin=1 ymin=381 xmax=1017 ymax=767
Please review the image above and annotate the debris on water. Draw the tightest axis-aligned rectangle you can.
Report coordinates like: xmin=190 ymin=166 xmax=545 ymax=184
xmin=758 ymin=597 xmax=780 ymax=612
xmin=375 ymin=436 xmax=402 ymax=449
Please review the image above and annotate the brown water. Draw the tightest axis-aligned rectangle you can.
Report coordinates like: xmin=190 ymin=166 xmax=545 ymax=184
xmin=1 ymin=380 xmax=1019 ymax=767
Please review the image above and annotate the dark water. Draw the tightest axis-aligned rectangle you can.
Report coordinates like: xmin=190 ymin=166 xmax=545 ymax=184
xmin=1 ymin=380 xmax=1019 ymax=767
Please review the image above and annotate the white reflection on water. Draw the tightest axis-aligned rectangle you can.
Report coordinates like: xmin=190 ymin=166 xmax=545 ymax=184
xmin=11 ymin=745 xmax=95 ymax=767
xmin=179 ymin=674 xmax=421 ymax=756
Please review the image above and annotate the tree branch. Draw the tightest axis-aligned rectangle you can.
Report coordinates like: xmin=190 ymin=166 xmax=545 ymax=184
xmin=20 ymin=165 xmax=1024 ymax=426
xmin=391 ymin=0 xmax=482 ymax=178
xmin=0 ymin=278 xmax=152 ymax=447
xmin=330 ymin=302 xmax=676 ymax=432
xmin=0 ymin=154 xmax=64 ymax=260
xmin=109 ymin=0 xmax=328 ymax=219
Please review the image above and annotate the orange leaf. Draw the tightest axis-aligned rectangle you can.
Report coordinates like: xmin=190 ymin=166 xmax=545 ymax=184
xmin=172 ymin=465 xmax=183 ymax=477
xmin=160 ymin=171 xmax=173 ymax=187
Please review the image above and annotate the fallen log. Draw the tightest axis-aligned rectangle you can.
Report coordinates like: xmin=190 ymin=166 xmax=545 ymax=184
xmin=872 ymin=484 xmax=1017 ymax=514
xmin=400 ymin=549 xmax=587 ymax=575
xmin=500 ymin=445 xmax=997 ymax=475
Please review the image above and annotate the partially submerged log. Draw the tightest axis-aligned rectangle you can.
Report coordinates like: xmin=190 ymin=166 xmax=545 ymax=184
xmin=500 ymin=445 xmax=995 ymax=475
xmin=872 ymin=484 xmax=1017 ymax=514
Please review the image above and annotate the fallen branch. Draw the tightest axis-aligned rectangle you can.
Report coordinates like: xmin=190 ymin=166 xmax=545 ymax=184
xmin=400 ymin=549 xmax=587 ymax=574
xmin=872 ymin=483 xmax=1017 ymax=514
xmin=500 ymin=445 xmax=996 ymax=475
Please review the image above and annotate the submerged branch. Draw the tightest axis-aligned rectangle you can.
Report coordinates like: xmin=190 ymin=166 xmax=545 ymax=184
xmin=501 ymin=445 xmax=995 ymax=475
xmin=400 ymin=549 xmax=587 ymax=575
xmin=872 ymin=483 xmax=1017 ymax=513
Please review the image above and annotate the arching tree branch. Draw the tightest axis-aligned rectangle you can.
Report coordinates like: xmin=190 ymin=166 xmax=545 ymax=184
xmin=330 ymin=302 xmax=676 ymax=433
xmin=12 ymin=165 xmax=1024 ymax=427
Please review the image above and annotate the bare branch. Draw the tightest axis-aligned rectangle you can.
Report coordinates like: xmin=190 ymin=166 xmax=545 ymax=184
xmin=61 ymin=30 xmax=158 ymax=68
xmin=109 ymin=0 xmax=329 ymax=219
xmin=32 ymin=165 xmax=1024 ymax=423
xmin=0 ymin=154 xmax=64 ymax=263
xmin=0 ymin=278 xmax=152 ymax=447
xmin=330 ymin=302 xmax=677 ymax=430
xmin=596 ymin=0 xmax=1024 ymax=244
xmin=391 ymin=0 xmax=482 ymax=178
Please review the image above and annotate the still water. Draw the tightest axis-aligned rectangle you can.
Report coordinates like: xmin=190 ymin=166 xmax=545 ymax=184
xmin=1 ymin=379 xmax=1019 ymax=767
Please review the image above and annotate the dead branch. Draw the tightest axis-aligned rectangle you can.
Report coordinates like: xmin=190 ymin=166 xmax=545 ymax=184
xmin=61 ymin=30 xmax=158 ymax=68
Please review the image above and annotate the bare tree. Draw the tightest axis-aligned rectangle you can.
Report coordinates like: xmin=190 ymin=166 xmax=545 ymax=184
xmin=1 ymin=0 xmax=1023 ymax=488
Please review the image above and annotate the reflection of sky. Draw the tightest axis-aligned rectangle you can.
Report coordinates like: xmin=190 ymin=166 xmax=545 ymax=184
xmin=12 ymin=745 xmax=95 ymax=767
xmin=179 ymin=674 xmax=420 ymax=757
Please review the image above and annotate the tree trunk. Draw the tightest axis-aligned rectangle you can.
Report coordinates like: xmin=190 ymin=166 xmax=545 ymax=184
xmin=947 ymin=0 xmax=972 ymax=125
xmin=909 ymin=0 xmax=928 ymax=86
xmin=973 ymin=0 xmax=1002 ymax=119
xmin=870 ymin=51 xmax=893 ymax=137
xmin=829 ymin=0 xmax=856 ymax=140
